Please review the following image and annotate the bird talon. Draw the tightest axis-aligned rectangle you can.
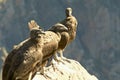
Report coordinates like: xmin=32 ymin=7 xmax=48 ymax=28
xmin=61 ymin=57 xmax=71 ymax=63
xmin=53 ymin=57 xmax=65 ymax=64
xmin=51 ymin=63 xmax=64 ymax=74
xmin=43 ymin=74 xmax=52 ymax=79
xmin=55 ymin=56 xmax=71 ymax=64
xmin=52 ymin=64 xmax=57 ymax=71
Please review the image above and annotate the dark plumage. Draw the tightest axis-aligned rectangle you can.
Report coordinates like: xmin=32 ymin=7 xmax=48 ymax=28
xmin=40 ymin=23 xmax=69 ymax=72
xmin=48 ymin=23 xmax=69 ymax=60
xmin=49 ymin=7 xmax=78 ymax=61
xmin=60 ymin=7 xmax=78 ymax=44
xmin=2 ymin=20 xmax=68 ymax=80
xmin=2 ymin=7 xmax=77 ymax=79
xmin=2 ymin=20 xmax=45 ymax=80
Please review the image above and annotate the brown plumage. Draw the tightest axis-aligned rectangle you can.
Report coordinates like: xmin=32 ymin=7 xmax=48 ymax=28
xmin=48 ymin=23 xmax=69 ymax=60
xmin=60 ymin=7 xmax=78 ymax=44
xmin=49 ymin=7 xmax=78 ymax=61
xmin=2 ymin=20 xmax=68 ymax=80
xmin=2 ymin=20 xmax=45 ymax=80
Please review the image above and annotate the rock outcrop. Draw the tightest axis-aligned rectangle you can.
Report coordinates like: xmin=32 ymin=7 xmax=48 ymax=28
xmin=32 ymin=59 xmax=98 ymax=80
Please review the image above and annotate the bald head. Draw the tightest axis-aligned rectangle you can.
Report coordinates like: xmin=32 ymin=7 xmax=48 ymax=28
xmin=65 ymin=7 xmax=72 ymax=17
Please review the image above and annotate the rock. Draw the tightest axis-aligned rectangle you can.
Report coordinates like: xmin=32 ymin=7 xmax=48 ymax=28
xmin=32 ymin=59 xmax=98 ymax=80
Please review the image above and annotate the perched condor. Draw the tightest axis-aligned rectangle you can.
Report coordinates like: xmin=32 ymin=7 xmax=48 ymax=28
xmin=49 ymin=7 xmax=78 ymax=62
xmin=2 ymin=20 xmax=68 ymax=80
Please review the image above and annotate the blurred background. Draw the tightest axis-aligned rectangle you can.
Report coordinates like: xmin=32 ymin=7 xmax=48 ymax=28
xmin=0 ymin=0 xmax=120 ymax=80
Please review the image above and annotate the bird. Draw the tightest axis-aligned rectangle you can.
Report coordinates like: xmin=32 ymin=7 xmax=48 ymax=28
xmin=2 ymin=20 xmax=45 ymax=80
xmin=36 ymin=22 xmax=69 ymax=73
xmin=49 ymin=7 xmax=78 ymax=62
xmin=27 ymin=20 xmax=69 ymax=77
xmin=27 ymin=20 xmax=69 ymax=75
xmin=48 ymin=23 xmax=69 ymax=62
xmin=2 ymin=20 xmax=69 ymax=80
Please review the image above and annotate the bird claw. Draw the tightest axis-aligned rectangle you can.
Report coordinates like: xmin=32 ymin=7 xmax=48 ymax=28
xmin=61 ymin=57 xmax=71 ymax=63
xmin=39 ymin=69 xmax=52 ymax=79
xmin=43 ymin=74 xmax=52 ymax=79
xmin=54 ymin=56 xmax=71 ymax=64
xmin=52 ymin=64 xmax=64 ymax=75
xmin=40 ymin=67 xmax=45 ymax=75
xmin=50 ymin=59 xmax=64 ymax=74
xmin=50 ymin=59 xmax=57 ymax=70
xmin=54 ymin=57 xmax=65 ymax=64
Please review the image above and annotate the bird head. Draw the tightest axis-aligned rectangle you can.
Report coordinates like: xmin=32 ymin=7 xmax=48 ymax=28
xmin=30 ymin=29 xmax=43 ymax=39
xmin=52 ymin=23 xmax=68 ymax=33
xmin=28 ymin=20 xmax=45 ymax=41
xmin=65 ymin=7 xmax=72 ymax=17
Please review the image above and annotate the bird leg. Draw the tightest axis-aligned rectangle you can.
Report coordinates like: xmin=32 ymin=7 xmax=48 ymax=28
xmin=54 ymin=53 xmax=61 ymax=62
xmin=49 ymin=53 xmax=63 ymax=74
xmin=40 ymin=61 xmax=47 ymax=75
xmin=28 ymin=71 xmax=32 ymax=80
xmin=51 ymin=58 xmax=57 ymax=71
xmin=52 ymin=52 xmax=66 ymax=64
xmin=53 ymin=51 xmax=70 ymax=64
xmin=59 ymin=50 xmax=71 ymax=63
xmin=40 ymin=61 xmax=52 ymax=79
xmin=51 ymin=58 xmax=64 ymax=74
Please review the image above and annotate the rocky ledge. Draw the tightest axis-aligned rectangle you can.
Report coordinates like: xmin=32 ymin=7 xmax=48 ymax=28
xmin=33 ymin=59 xmax=98 ymax=80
